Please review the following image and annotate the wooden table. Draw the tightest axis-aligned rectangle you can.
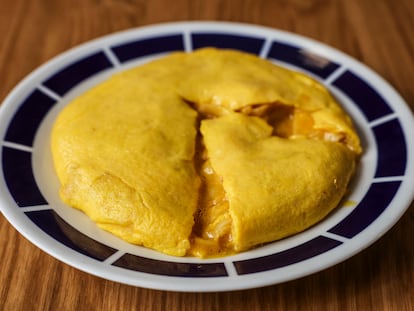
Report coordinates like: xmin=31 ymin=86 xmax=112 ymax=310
xmin=1 ymin=0 xmax=413 ymax=310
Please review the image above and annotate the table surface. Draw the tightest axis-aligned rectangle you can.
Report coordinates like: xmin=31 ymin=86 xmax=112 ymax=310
xmin=1 ymin=0 xmax=413 ymax=310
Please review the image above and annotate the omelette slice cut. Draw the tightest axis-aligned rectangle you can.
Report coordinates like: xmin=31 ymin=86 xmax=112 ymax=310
xmin=51 ymin=73 xmax=200 ymax=257
xmin=200 ymin=113 xmax=356 ymax=252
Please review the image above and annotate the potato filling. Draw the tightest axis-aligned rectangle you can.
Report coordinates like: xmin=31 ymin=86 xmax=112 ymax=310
xmin=189 ymin=158 xmax=233 ymax=257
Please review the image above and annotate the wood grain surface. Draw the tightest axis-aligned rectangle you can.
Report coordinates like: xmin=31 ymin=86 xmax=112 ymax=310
xmin=1 ymin=0 xmax=414 ymax=310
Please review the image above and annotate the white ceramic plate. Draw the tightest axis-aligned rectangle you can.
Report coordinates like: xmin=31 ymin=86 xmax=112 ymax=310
xmin=1 ymin=22 xmax=413 ymax=292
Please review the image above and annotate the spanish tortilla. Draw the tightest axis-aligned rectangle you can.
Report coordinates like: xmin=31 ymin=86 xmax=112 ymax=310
xmin=51 ymin=48 xmax=361 ymax=257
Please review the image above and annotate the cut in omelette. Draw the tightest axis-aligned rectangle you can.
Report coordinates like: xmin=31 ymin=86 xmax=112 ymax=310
xmin=51 ymin=48 xmax=361 ymax=257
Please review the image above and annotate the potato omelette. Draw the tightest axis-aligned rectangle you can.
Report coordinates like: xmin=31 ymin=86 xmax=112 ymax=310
xmin=51 ymin=48 xmax=361 ymax=257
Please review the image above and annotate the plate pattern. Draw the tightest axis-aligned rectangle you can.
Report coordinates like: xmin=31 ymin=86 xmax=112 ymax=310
xmin=0 ymin=22 xmax=412 ymax=291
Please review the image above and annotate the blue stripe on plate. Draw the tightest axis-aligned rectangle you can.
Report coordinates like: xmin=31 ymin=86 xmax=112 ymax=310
xmin=25 ymin=209 xmax=117 ymax=261
xmin=328 ymin=181 xmax=401 ymax=238
xmin=111 ymin=34 xmax=185 ymax=63
xmin=4 ymin=89 xmax=56 ymax=147
xmin=43 ymin=51 xmax=113 ymax=96
xmin=266 ymin=41 xmax=340 ymax=79
xmin=332 ymin=70 xmax=393 ymax=121
xmin=191 ymin=33 xmax=265 ymax=54
xmin=113 ymin=253 xmax=227 ymax=277
xmin=373 ymin=119 xmax=407 ymax=177
xmin=233 ymin=236 xmax=342 ymax=275
xmin=2 ymin=147 xmax=47 ymax=207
